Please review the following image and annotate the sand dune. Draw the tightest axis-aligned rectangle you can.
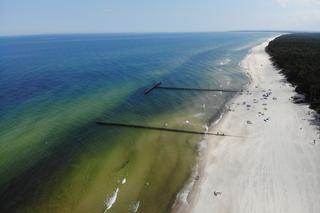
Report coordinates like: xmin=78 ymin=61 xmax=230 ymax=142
xmin=175 ymin=39 xmax=320 ymax=213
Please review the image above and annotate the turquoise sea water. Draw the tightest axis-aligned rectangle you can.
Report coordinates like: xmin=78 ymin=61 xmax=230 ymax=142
xmin=0 ymin=32 xmax=274 ymax=212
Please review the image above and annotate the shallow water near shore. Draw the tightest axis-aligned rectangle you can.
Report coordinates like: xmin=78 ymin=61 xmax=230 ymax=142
xmin=0 ymin=32 xmax=275 ymax=212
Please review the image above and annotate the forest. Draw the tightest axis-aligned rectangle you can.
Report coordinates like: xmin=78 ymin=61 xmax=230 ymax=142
xmin=266 ymin=33 xmax=320 ymax=112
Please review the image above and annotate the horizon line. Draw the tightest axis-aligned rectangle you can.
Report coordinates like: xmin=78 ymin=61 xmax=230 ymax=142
xmin=1 ymin=30 xmax=319 ymax=38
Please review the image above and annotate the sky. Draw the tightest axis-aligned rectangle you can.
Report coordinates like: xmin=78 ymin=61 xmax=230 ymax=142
xmin=0 ymin=0 xmax=320 ymax=36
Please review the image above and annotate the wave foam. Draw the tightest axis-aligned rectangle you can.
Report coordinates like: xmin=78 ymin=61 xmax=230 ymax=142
xmin=129 ymin=201 xmax=140 ymax=213
xmin=121 ymin=178 xmax=126 ymax=184
xmin=104 ymin=188 xmax=119 ymax=212
xmin=219 ymin=58 xmax=231 ymax=66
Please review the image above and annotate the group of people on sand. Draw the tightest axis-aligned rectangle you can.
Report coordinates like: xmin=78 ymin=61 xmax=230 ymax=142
xmin=216 ymin=131 xmax=225 ymax=136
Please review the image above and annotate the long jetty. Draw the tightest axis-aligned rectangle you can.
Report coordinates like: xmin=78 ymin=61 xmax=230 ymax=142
xmin=96 ymin=120 xmax=242 ymax=137
xmin=144 ymin=82 xmax=162 ymax=94
xmin=156 ymin=86 xmax=239 ymax=93
xmin=144 ymin=82 xmax=240 ymax=95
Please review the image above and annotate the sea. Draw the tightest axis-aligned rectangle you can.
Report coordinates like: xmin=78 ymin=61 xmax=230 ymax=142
xmin=0 ymin=32 xmax=275 ymax=212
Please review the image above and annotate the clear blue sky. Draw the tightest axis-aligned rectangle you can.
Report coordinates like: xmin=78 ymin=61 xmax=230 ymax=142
xmin=0 ymin=0 xmax=319 ymax=35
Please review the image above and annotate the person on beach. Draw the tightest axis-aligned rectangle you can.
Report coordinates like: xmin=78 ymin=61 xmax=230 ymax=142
xmin=214 ymin=191 xmax=222 ymax=196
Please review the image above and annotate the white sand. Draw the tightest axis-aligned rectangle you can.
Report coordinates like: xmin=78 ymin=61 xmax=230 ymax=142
xmin=175 ymin=39 xmax=320 ymax=213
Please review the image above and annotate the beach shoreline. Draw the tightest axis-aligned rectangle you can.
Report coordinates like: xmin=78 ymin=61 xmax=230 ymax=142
xmin=173 ymin=38 xmax=320 ymax=213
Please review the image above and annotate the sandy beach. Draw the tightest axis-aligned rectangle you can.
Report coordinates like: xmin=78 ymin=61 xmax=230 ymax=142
xmin=175 ymin=39 xmax=320 ymax=213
